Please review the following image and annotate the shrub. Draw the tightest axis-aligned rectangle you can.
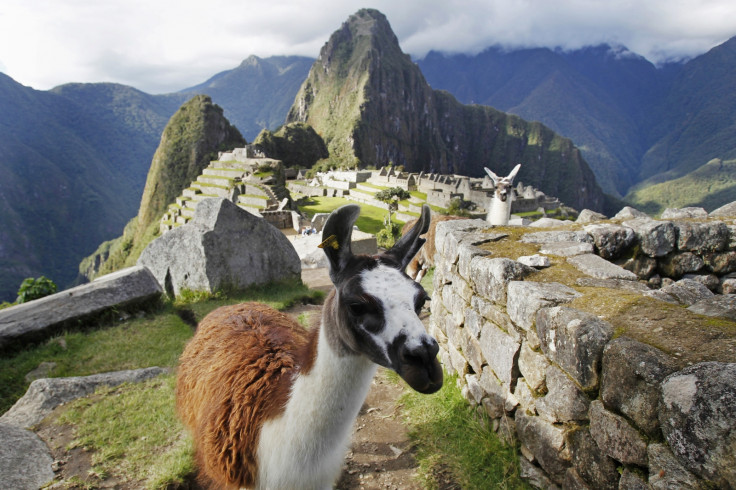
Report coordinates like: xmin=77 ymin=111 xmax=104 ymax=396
xmin=17 ymin=276 xmax=58 ymax=303
xmin=376 ymin=221 xmax=401 ymax=249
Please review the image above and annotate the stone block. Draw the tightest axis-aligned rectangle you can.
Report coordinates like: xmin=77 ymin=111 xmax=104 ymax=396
xmin=584 ymin=223 xmax=636 ymax=259
xmin=619 ymin=469 xmax=649 ymax=490
xmin=536 ymin=306 xmax=613 ymax=391
xmin=564 ymin=468 xmax=592 ymax=490
xmin=450 ymin=275 xmax=474 ymax=302
xmin=0 ymin=266 xmax=162 ymax=349
xmin=470 ymin=295 xmax=518 ymax=337
xmin=618 ymin=254 xmax=658 ymax=280
xmin=648 ymin=443 xmax=707 ymax=490
xmin=0 ymin=424 xmax=54 ymax=490
xmin=575 ymin=277 xmax=651 ymax=293
xmin=657 ymin=252 xmax=704 ymax=278
xmin=540 ymin=241 xmax=594 ymax=257
xmin=519 ymin=458 xmax=556 ymax=490
xmin=457 ymin=241 xmax=491 ymax=278
xmin=514 ymin=378 xmax=537 ymax=414
xmin=589 ymin=400 xmax=648 ymax=466
xmin=517 ymin=254 xmax=551 ymax=268
xmin=479 ymin=321 xmax=520 ymax=386
xmin=464 ymin=374 xmax=484 ymax=404
xmin=576 ymin=209 xmax=607 ymax=223
xmin=601 ymin=337 xmax=678 ymax=437
xmin=520 ymin=230 xmax=593 ymax=244
xmin=623 ymin=218 xmax=676 ymax=257
xmin=566 ymin=427 xmax=620 ymax=490
xmin=703 ymin=250 xmax=736 ymax=275
xmin=687 ymin=294 xmax=736 ymax=320
xmin=674 ymin=220 xmax=729 ymax=253
xmin=682 ymin=273 xmax=720 ymax=291
xmin=661 ymin=207 xmax=708 ymax=219
xmin=516 ymin=410 xmax=571 ymax=484
xmin=536 ymin=365 xmax=590 ymax=423
xmin=709 ymin=200 xmax=736 ymax=218
xmin=458 ymin=327 xmax=484 ymax=374
xmin=471 ymin=256 xmax=536 ymax=305
xmin=659 ymin=362 xmax=736 ymax=487
xmin=647 ymin=278 xmax=713 ymax=306
xmin=434 ymin=219 xmax=488 ymax=257
xmin=614 ymin=206 xmax=648 ymax=219
xmin=139 ymin=198 xmax=300 ymax=296
xmin=568 ymin=253 xmax=638 ymax=280
xmin=479 ymin=367 xmax=518 ymax=415
xmin=518 ymin=342 xmax=549 ymax=392
xmin=446 ymin=341 xmax=468 ymax=377
xmin=507 ymin=281 xmax=581 ymax=332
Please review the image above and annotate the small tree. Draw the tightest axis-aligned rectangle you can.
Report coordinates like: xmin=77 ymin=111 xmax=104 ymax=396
xmin=375 ymin=187 xmax=410 ymax=227
xmin=17 ymin=276 xmax=57 ymax=303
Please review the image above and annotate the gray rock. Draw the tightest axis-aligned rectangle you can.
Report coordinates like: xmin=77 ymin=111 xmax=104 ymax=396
xmin=536 ymin=307 xmax=613 ymax=390
xmin=623 ymin=218 xmax=676 ymax=257
xmin=682 ymin=273 xmax=720 ymax=292
xmin=0 ymin=423 xmax=54 ymax=490
xmin=576 ymin=209 xmax=607 ymax=223
xmin=575 ymin=277 xmax=651 ymax=293
xmin=507 ymin=282 xmax=582 ymax=332
xmin=722 ymin=276 xmax=736 ymax=294
xmin=518 ymin=342 xmax=550 ymax=392
xmin=659 ymin=362 xmax=736 ymax=487
xmin=479 ymin=321 xmax=520 ymax=387
xmin=529 ymin=217 xmax=574 ymax=228
xmin=674 ymin=221 xmax=729 ymax=253
xmin=517 ymin=254 xmax=551 ymax=268
xmin=540 ymin=241 xmax=594 ymax=257
xmin=566 ymin=427 xmax=620 ymax=490
xmin=661 ymin=207 xmax=708 ymax=219
xmin=648 ymin=278 xmax=714 ymax=306
xmin=601 ymin=337 xmax=679 ymax=437
xmin=584 ymin=224 xmax=636 ymax=259
xmin=457 ymin=237 xmax=497 ymax=278
xmin=619 ymin=469 xmax=650 ymax=490
xmin=568 ymin=253 xmax=639 ymax=280
xmin=536 ymin=365 xmax=590 ymax=422
xmin=0 ymin=367 xmax=168 ymax=429
xmin=709 ymin=200 xmax=736 ymax=218
xmin=479 ymin=367 xmax=518 ymax=417
xmin=687 ymin=294 xmax=736 ymax=320
xmin=516 ymin=411 xmax=570 ymax=484
xmin=0 ymin=266 xmax=162 ymax=349
xmin=618 ymin=254 xmax=658 ymax=279
xmin=520 ymin=230 xmax=593 ymax=244
xmin=470 ymin=257 xmax=536 ymax=305
xmin=470 ymin=295 xmax=518 ymax=337
xmin=514 ymin=378 xmax=538 ymax=414
xmin=614 ymin=206 xmax=649 ymax=219
xmin=435 ymin=218 xmax=489 ymax=259
xmin=24 ymin=361 xmax=57 ymax=383
xmin=648 ymin=443 xmax=707 ymax=490
xmin=703 ymin=250 xmax=736 ymax=275
xmin=564 ymin=468 xmax=592 ymax=489
xmin=589 ymin=400 xmax=648 ymax=466
xmin=508 ymin=216 xmax=532 ymax=226
xmin=138 ymin=198 xmax=301 ymax=296
xmin=519 ymin=458 xmax=557 ymax=490
xmin=657 ymin=252 xmax=704 ymax=278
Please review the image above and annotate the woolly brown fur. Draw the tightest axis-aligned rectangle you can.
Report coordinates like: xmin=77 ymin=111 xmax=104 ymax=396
xmin=176 ymin=302 xmax=317 ymax=489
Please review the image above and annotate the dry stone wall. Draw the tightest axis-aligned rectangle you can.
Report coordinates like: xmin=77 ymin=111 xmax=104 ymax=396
xmin=429 ymin=214 xmax=736 ymax=489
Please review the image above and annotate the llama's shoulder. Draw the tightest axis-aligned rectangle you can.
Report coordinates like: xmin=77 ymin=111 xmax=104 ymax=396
xmin=177 ymin=302 xmax=314 ymax=489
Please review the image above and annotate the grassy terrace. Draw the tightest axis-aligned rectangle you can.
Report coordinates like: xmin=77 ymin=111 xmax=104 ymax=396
xmin=298 ymin=196 xmax=403 ymax=234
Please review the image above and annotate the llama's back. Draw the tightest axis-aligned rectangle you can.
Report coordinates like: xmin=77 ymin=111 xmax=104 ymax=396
xmin=177 ymin=302 xmax=311 ymax=489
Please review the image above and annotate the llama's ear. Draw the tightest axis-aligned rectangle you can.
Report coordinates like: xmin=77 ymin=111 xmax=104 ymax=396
xmin=321 ymin=204 xmax=361 ymax=282
xmin=507 ymin=163 xmax=521 ymax=182
xmin=383 ymin=204 xmax=431 ymax=270
xmin=484 ymin=167 xmax=499 ymax=185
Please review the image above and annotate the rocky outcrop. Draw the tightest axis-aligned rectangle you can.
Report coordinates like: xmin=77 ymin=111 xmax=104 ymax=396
xmin=0 ymin=266 xmax=162 ymax=350
xmin=138 ymin=198 xmax=300 ymax=296
xmin=429 ymin=210 xmax=736 ymax=488
xmin=0 ymin=423 xmax=54 ymax=489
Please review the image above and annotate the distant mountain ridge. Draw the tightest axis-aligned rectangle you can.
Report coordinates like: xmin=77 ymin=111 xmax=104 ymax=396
xmin=286 ymin=9 xmax=607 ymax=212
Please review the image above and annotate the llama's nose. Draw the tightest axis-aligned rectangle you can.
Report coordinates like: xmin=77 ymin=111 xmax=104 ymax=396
xmin=401 ymin=336 xmax=439 ymax=366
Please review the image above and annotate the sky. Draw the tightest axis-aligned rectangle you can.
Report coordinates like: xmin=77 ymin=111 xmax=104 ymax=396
xmin=1 ymin=0 xmax=735 ymax=95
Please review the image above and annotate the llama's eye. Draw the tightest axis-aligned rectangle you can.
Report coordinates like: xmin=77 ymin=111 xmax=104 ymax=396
xmin=348 ymin=302 xmax=369 ymax=317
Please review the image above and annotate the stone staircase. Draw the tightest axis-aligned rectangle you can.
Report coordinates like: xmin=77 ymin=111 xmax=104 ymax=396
xmin=160 ymin=157 xmax=282 ymax=233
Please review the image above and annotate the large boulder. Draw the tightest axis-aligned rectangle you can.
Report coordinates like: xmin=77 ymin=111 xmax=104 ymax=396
xmin=673 ymin=221 xmax=729 ymax=253
xmin=661 ymin=207 xmax=708 ymax=219
xmin=659 ymin=362 xmax=736 ymax=487
xmin=583 ymin=223 xmax=636 ymax=259
xmin=0 ymin=423 xmax=54 ymax=489
xmin=567 ymin=253 xmax=638 ymax=280
xmin=0 ymin=266 xmax=162 ymax=349
xmin=138 ymin=198 xmax=301 ymax=296
xmin=623 ymin=218 xmax=676 ymax=257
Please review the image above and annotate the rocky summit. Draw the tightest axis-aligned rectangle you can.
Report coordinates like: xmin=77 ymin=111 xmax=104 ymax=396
xmin=288 ymin=8 xmax=607 ymax=213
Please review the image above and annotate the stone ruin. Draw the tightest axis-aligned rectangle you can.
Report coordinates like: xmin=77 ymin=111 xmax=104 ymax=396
xmin=428 ymin=204 xmax=736 ymax=489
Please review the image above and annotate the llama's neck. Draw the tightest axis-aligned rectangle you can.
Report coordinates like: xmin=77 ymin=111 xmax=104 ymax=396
xmin=255 ymin=296 xmax=377 ymax=489
xmin=488 ymin=194 xmax=513 ymax=225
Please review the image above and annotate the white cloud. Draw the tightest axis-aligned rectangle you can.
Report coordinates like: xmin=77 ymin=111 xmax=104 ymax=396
xmin=0 ymin=0 xmax=735 ymax=93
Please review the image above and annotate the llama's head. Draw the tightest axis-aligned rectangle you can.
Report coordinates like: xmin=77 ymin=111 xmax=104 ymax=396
xmin=321 ymin=204 xmax=443 ymax=394
xmin=485 ymin=164 xmax=521 ymax=202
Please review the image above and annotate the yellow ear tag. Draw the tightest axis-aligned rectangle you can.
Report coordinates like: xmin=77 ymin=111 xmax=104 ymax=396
xmin=318 ymin=234 xmax=340 ymax=250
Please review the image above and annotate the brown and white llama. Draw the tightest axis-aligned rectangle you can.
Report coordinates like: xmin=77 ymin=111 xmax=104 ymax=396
xmin=485 ymin=163 xmax=521 ymax=225
xmin=177 ymin=204 xmax=442 ymax=490
xmin=401 ymin=214 xmax=466 ymax=282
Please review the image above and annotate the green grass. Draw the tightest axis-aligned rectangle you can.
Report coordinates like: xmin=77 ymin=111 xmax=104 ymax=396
xmin=298 ymin=196 xmax=406 ymax=234
xmin=0 ymin=279 xmax=322 ymax=414
xmin=57 ymin=375 xmax=195 ymax=489
xmin=399 ymin=373 xmax=530 ymax=489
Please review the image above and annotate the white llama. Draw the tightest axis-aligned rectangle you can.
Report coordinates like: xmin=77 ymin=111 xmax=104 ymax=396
xmin=485 ymin=163 xmax=521 ymax=225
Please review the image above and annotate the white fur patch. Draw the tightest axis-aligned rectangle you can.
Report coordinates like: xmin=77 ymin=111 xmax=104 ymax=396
xmin=360 ymin=264 xmax=430 ymax=355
